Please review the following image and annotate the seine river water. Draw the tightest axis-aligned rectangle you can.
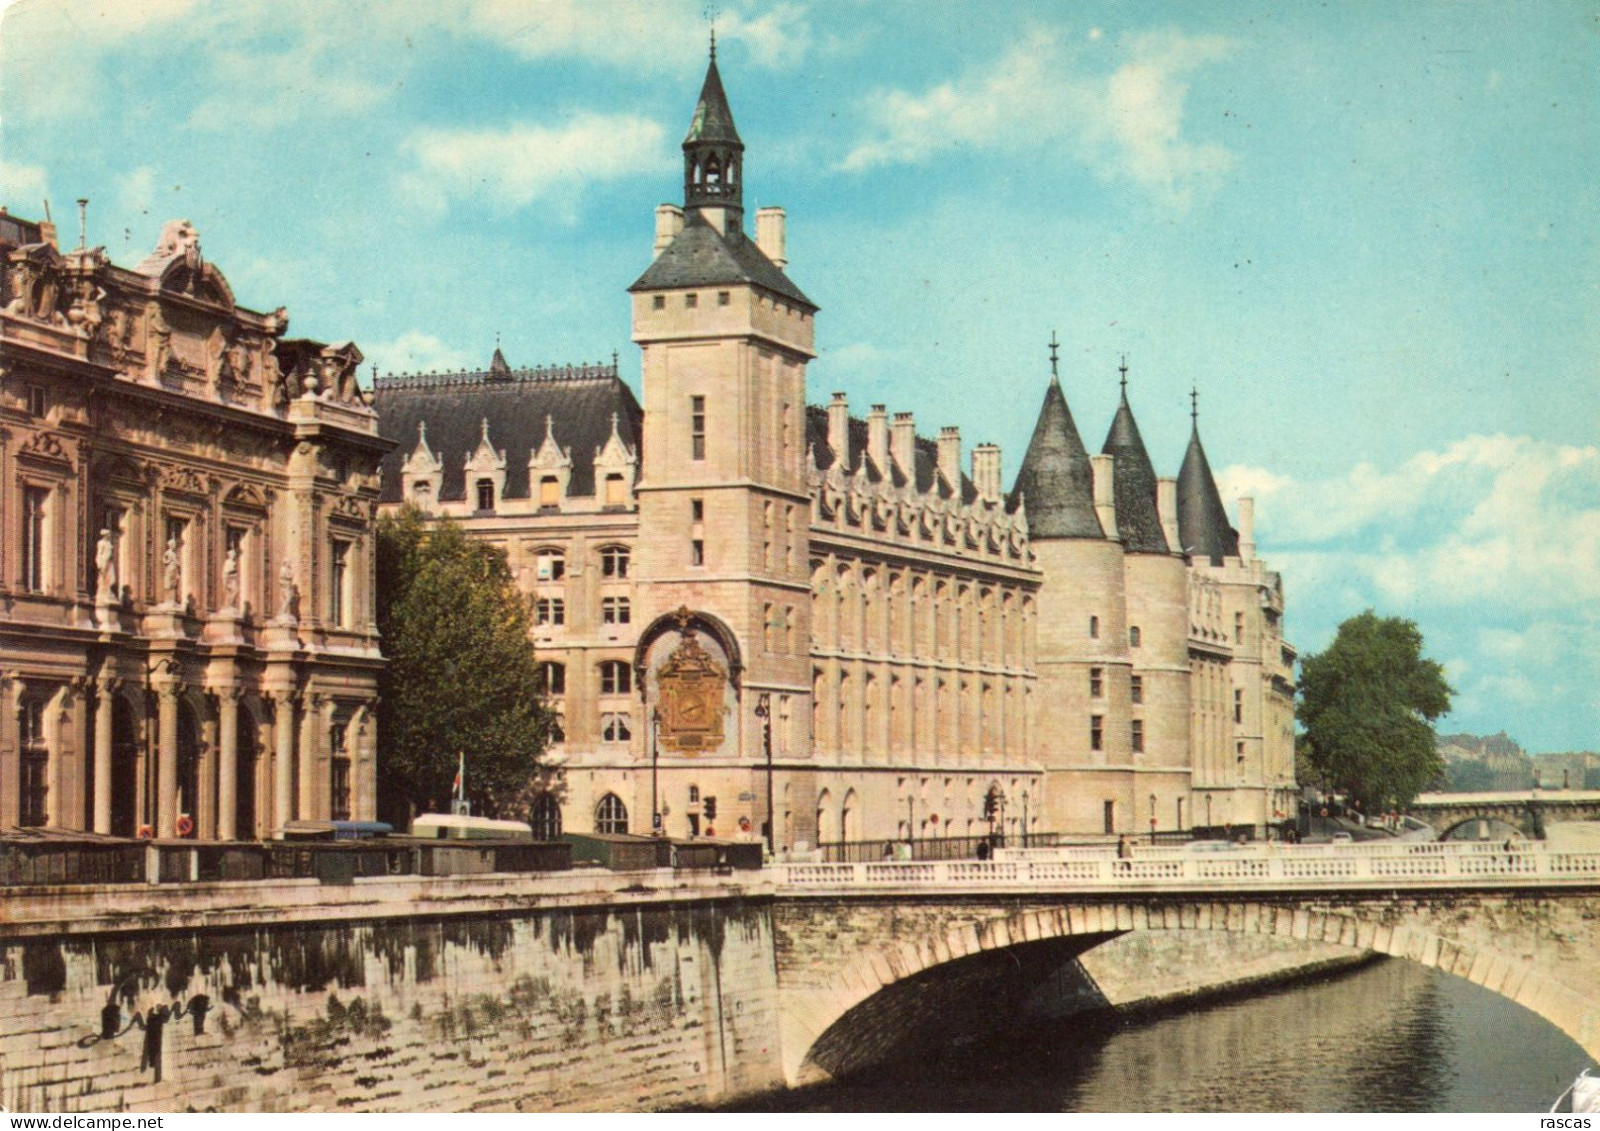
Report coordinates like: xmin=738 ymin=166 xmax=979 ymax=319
xmin=731 ymin=957 xmax=1591 ymax=1113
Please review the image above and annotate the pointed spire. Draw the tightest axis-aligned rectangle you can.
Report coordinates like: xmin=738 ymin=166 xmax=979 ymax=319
xmin=683 ymin=40 xmax=744 ymax=219
xmin=489 ymin=344 xmax=511 ymax=378
xmin=1177 ymin=390 xmax=1240 ymax=566
xmin=1010 ymin=356 xmax=1103 ymax=540
xmin=1101 ymin=367 xmax=1170 ymax=553
xmin=684 ymin=42 xmax=742 ymax=146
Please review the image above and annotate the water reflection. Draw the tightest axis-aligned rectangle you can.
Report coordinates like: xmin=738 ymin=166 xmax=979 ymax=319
xmin=731 ymin=959 xmax=1588 ymax=1112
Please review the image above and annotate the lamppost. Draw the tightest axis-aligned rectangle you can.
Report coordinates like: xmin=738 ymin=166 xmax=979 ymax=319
xmin=1149 ymin=792 xmax=1157 ymax=845
xmin=650 ymin=707 xmax=662 ymax=836
xmin=754 ymin=693 xmax=774 ymax=855
xmin=1021 ymin=790 xmax=1030 ymax=848
xmin=906 ymin=794 xmax=915 ymax=845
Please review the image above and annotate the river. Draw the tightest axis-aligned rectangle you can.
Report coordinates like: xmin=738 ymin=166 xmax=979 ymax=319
xmin=728 ymin=957 xmax=1591 ymax=1112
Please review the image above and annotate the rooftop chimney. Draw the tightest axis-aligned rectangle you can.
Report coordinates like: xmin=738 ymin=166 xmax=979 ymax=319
xmin=654 ymin=204 xmax=684 ymax=259
xmin=1091 ymin=453 xmax=1118 ymax=540
xmin=1156 ymin=476 xmax=1179 ymax=553
xmin=828 ymin=392 xmax=850 ymax=466
xmin=755 ymin=206 xmax=787 ymax=269
xmin=891 ymin=412 xmax=916 ymax=478
xmin=972 ymin=443 xmax=1002 ymax=502
xmin=937 ymin=427 xmax=961 ymax=489
xmin=867 ymin=404 xmax=889 ymax=472
xmin=1238 ymin=497 xmax=1256 ymax=563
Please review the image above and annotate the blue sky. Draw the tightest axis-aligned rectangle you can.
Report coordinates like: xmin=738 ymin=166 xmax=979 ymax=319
xmin=3 ymin=0 xmax=1596 ymax=752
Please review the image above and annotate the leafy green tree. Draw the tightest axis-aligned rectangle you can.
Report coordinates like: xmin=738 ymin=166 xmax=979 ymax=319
xmin=375 ymin=506 xmax=558 ymax=825
xmin=1296 ymin=610 xmax=1453 ymax=811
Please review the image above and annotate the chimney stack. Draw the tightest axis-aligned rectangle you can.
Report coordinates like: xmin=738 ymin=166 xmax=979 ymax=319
xmin=827 ymin=392 xmax=850 ymax=466
xmin=972 ymin=443 xmax=1002 ymax=502
xmin=937 ymin=427 xmax=961 ymax=489
xmin=755 ymin=206 xmax=787 ymax=269
xmin=1238 ymin=497 xmax=1256 ymax=563
xmin=891 ymin=412 xmax=916 ymax=477
xmin=654 ymin=204 xmax=684 ymax=258
xmin=1091 ymin=453 xmax=1118 ymax=539
xmin=1156 ymin=477 xmax=1179 ymax=552
xmin=867 ymin=404 xmax=889 ymax=472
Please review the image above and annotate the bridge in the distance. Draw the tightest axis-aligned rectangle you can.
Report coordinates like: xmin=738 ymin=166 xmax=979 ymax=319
xmin=1403 ymin=789 xmax=1600 ymax=839
xmin=766 ymin=840 xmax=1600 ymax=1084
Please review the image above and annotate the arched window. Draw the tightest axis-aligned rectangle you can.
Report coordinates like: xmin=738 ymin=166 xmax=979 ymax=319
xmin=595 ymin=793 xmax=629 ymax=834
xmin=599 ymin=660 xmax=631 ymax=696
xmin=531 ymin=794 xmax=562 ymax=840
xmin=600 ymin=545 xmax=630 ymax=578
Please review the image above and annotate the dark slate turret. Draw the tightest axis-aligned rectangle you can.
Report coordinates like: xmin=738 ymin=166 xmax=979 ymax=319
xmin=1177 ymin=394 xmax=1240 ymax=565
xmin=682 ymin=39 xmax=744 ymax=218
xmin=1101 ymin=367 xmax=1169 ymax=554
xmin=1010 ymin=349 xmax=1103 ymax=539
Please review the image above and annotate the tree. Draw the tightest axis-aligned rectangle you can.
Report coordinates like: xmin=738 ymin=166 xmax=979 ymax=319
xmin=1296 ymin=610 xmax=1453 ymax=811
xmin=375 ymin=506 xmax=558 ymax=824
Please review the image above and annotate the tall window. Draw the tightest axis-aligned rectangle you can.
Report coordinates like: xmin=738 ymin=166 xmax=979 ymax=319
xmin=1234 ymin=688 xmax=1244 ymax=724
xmin=690 ymin=395 xmax=706 ymax=460
xmin=536 ymin=552 xmax=565 ymax=581
xmin=21 ymin=486 xmax=48 ymax=592
xmin=601 ymin=712 xmax=632 ymax=742
xmin=1131 ymin=718 xmax=1145 ymax=754
xmin=691 ymin=539 xmax=705 ymax=566
xmin=1129 ymin=626 xmax=1142 ymax=648
xmin=1235 ymin=611 xmax=1245 ymax=643
xmin=601 ymin=596 xmax=630 ymax=625
xmin=1131 ymin=675 xmax=1144 ymax=704
xmin=539 ymin=476 xmax=560 ymax=508
xmin=476 ymin=479 xmax=495 ymax=511
xmin=1090 ymin=714 xmax=1104 ymax=752
xmin=535 ymin=597 xmax=565 ymax=626
xmin=595 ymin=793 xmax=629 ymax=834
xmin=329 ymin=722 xmax=351 ymax=820
xmin=18 ymin=699 xmax=47 ymax=827
xmin=26 ymin=385 xmax=47 ymax=417
xmin=539 ymin=661 xmax=566 ymax=696
xmin=601 ymin=546 xmax=630 ymax=578
xmin=329 ymin=540 xmax=351 ymax=627
xmin=1089 ymin=615 xmax=1100 ymax=639
xmin=531 ymin=794 xmax=562 ymax=840
xmin=599 ymin=661 xmax=631 ymax=696
xmin=1089 ymin=667 xmax=1104 ymax=698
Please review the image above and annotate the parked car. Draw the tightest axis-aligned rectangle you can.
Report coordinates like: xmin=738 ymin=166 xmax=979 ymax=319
xmin=1330 ymin=831 xmax=1354 ymax=844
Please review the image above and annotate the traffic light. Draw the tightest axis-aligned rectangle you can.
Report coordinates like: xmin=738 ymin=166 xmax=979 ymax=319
xmin=703 ymin=796 xmax=717 ymax=820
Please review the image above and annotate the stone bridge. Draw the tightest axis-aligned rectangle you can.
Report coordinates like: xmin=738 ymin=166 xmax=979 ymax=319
xmin=1404 ymin=790 xmax=1600 ymax=839
xmin=768 ymin=843 xmax=1600 ymax=1086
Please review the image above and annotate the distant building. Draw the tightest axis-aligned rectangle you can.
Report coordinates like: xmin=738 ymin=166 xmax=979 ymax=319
xmin=374 ymin=50 xmax=1297 ymax=846
xmin=1 ymin=208 xmax=388 ymax=838
xmin=1437 ymin=731 xmax=1535 ymax=792
xmin=1531 ymin=751 xmax=1600 ymax=791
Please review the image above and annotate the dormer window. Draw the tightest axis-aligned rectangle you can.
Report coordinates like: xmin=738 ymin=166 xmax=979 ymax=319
xmin=605 ymin=473 xmax=627 ymax=508
xmin=412 ymin=481 xmax=431 ymax=500
xmin=539 ymin=476 xmax=560 ymax=508
xmin=476 ymin=478 xmax=495 ymax=512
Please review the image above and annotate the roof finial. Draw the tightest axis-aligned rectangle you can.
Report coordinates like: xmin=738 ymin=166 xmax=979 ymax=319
xmin=1048 ymin=331 xmax=1060 ymax=382
xmin=709 ymin=25 xmax=716 ymax=61
xmin=495 ymin=330 xmax=501 ymax=350
xmin=480 ymin=417 xmax=492 ymax=445
xmin=1118 ymin=354 xmax=1129 ymax=395
xmin=1190 ymin=386 xmax=1199 ymax=427
xmin=76 ymin=198 xmax=88 ymax=250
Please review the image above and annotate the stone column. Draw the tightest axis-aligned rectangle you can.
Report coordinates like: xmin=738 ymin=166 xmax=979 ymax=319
xmin=217 ymin=689 xmax=239 ymax=840
xmin=93 ymin=675 xmax=115 ymax=834
xmin=299 ymin=693 xmax=321 ymax=821
xmin=156 ymin=683 xmax=179 ymax=838
xmin=273 ymin=693 xmax=295 ymax=834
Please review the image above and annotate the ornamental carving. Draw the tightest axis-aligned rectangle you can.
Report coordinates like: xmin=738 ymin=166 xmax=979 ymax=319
xmin=161 ymin=465 xmax=210 ymax=497
xmin=656 ymin=610 xmax=727 ymax=755
xmin=18 ymin=430 xmax=69 ymax=464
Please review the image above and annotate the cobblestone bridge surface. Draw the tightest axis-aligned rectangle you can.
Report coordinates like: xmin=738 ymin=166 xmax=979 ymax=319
xmin=0 ymin=841 xmax=1595 ymax=1110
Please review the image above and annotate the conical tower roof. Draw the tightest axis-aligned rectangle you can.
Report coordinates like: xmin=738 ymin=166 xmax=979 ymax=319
xmin=684 ymin=48 xmax=742 ymax=147
xmin=1101 ymin=382 xmax=1170 ymax=554
xmin=1010 ymin=369 xmax=1103 ymax=540
xmin=1177 ymin=415 xmax=1240 ymax=566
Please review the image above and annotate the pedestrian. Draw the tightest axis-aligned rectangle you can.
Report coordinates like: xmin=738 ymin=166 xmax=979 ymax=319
xmin=882 ymin=840 xmax=895 ymax=860
xmin=1116 ymin=834 xmax=1131 ymax=874
xmin=976 ymin=840 xmax=990 ymax=861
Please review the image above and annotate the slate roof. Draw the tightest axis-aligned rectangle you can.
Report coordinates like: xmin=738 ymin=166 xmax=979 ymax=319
xmin=1008 ymin=376 xmax=1104 ymax=539
xmin=374 ymin=360 xmax=641 ymax=504
xmin=805 ymin=406 xmax=975 ymax=503
xmin=630 ymin=211 xmax=813 ymax=309
xmin=1177 ymin=426 xmax=1240 ymax=565
xmin=1101 ymin=392 xmax=1170 ymax=553
xmin=685 ymin=54 xmax=742 ymax=146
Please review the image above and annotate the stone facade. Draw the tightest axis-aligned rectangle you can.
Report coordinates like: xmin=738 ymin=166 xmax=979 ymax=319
xmin=373 ymin=53 xmax=1297 ymax=847
xmin=0 ymin=209 xmax=388 ymax=839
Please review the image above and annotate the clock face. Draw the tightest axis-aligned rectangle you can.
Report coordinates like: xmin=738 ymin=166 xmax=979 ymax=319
xmin=680 ymin=697 xmax=707 ymax=723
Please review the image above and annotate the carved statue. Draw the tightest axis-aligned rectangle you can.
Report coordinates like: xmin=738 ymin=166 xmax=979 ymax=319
xmin=69 ymin=278 xmax=106 ymax=339
xmin=94 ymin=528 xmax=117 ymax=601
xmin=277 ymin=559 xmax=295 ymax=619
xmin=145 ymin=301 xmax=171 ymax=378
xmin=221 ymin=546 xmax=240 ymax=611
xmin=162 ymin=537 xmax=180 ymax=604
xmin=2 ymin=259 xmax=32 ymax=315
xmin=154 ymin=219 xmax=200 ymax=260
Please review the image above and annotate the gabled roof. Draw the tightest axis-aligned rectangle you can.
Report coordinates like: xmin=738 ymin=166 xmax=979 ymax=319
xmin=685 ymin=54 xmax=742 ymax=147
xmin=629 ymin=211 xmax=813 ymax=309
xmin=374 ymin=359 xmax=641 ymax=503
xmin=1102 ymin=392 xmax=1170 ymax=553
xmin=1177 ymin=426 xmax=1240 ymax=565
xmin=1009 ymin=376 xmax=1103 ymax=539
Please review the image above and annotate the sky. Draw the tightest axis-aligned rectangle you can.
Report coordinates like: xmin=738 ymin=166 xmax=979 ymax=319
xmin=2 ymin=0 xmax=1596 ymax=752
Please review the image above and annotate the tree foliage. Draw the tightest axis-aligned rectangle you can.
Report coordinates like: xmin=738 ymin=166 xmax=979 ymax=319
xmin=375 ymin=506 xmax=557 ymax=824
xmin=1296 ymin=610 xmax=1453 ymax=811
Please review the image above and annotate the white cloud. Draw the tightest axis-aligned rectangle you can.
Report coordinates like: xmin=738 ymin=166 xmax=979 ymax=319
xmin=188 ymin=44 xmax=395 ymax=132
xmin=363 ymin=331 xmax=475 ymax=378
xmin=839 ymin=26 xmax=1235 ymax=209
xmin=0 ymin=158 xmax=49 ymax=212
xmin=398 ymin=112 xmax=671 ymax=218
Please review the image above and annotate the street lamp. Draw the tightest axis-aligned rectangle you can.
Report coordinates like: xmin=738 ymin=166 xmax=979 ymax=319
xmin=754 ymin=693 xmax=774 ymax=855
xmin=1149 ymin=792 xmax=1157 ymax=845
xmin=1021 ymin=789 xmax=1030 ymax=848
xmin=650 ymin=707 xmax=663 ymax=836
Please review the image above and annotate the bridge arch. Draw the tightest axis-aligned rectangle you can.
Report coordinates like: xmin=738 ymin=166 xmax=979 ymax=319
xmin=780 ymin=898 xmax=1600 ymax=1085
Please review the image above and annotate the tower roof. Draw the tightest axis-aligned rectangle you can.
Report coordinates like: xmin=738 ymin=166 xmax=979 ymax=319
xmin=1177 ymin=423 xmax=1240 ymax=566
xmin=1101 ymin=389 xmax=1170 ymax=553
xmin=684 ymin=50 xmax=742 ymax=147
xmin=628 ymin=210 xmax=813 ymax=308
xmin=1010 ymin=373 xmax=1104 ymax=539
